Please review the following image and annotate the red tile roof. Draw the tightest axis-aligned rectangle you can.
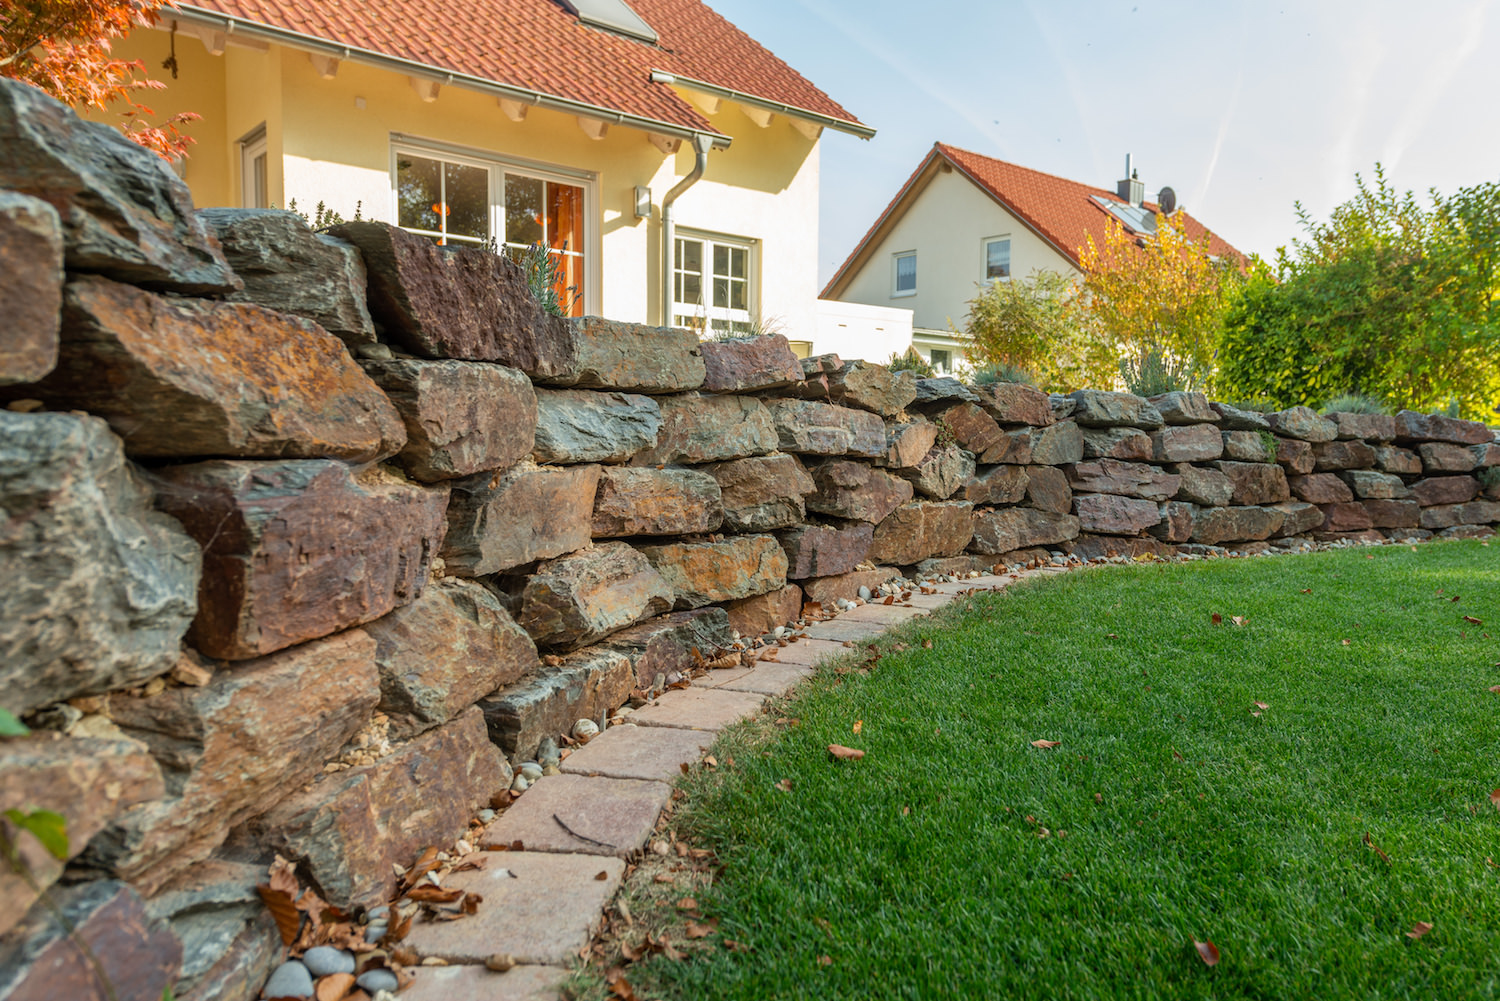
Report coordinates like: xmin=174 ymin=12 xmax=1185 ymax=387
xmin=178 ymin=0 xmax=865 ymax=137
xmin=824 ymin=143 xmax=1243 ymax=298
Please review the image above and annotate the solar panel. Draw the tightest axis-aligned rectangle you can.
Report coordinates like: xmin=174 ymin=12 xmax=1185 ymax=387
xmin=1091 ymin=195 xmax=1157 ymax=236
xmin=561 ymin=0 xmax=658 ymax=43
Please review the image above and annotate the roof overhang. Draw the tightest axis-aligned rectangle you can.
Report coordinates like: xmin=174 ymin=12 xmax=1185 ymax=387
xmin=648 ymin=71 xmax=875 ymax=140
xmin=169 ymin=4 xmax=732 ymax=149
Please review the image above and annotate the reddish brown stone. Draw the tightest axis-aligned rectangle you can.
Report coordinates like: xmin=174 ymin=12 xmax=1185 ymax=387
xmin=362 ymin=359 xmax=536 ymax=481
xmin=1419 ymin=504 xmax=1464 ymax=530
xmin=806 ymin=459 xmax=913 ymax=523
xmin=331 ymin=222 xmax=575 ymax=376
xmin=983 ymin=428 xmax=1035 ymax=465
xmin=0 ymin=192 xmax=62 ymax=385
xmin=705 ymin=454 xmax=813 ymax=532
xmin=930 ymin=402 xmax=1005 ymax=457
xmin=776 ymin=522 xmax=875 ymax=579
xmin=1149 ymin=391 xmax=1216 ymax=424
xmin=1082 ymin=427 xmax=1153 ymax=461
xmin=478 ymin=648 xmax=635 ymax=761
xmin=1151 ymin=424 xmax=1222 ymax=463
xmin=963 ymin=465 xmax=1030 ymax=505
xmin=250 ymin=708 xmax=507 ymax=909
xmin=1409 ymin=476 xmax=1478 ymax=507
xmin=1026 ymin=422 xmax=1084 ymax=465
xmin=972 ymin=382 xmax=1054 ymax=426
xmin=0 ymin=880 xmax=180 ymax=1001
xmin=1213 ymin=461 xmax=1290 ymax=505
xmin=1418 ymin=442 xmax=1479 ymax=472
xmin=1473 ymin=442 xmax=1500 ymax=467
xmin=599 ymin=608 xmax=734 ymax=688
xmin=638 ymin=535 xmax=789 ymax=608
xmin=725 ymin=584 xmax=803 ymax=636
xmin=1073 ymin=493 xmax=1161 ymax=535
xmin=1461 ymin=500 xmax=1500 ymax=524
xmin=1267 ymin=406 xmax=1337 ymax=441
xmin=800 ymin=568 xmax=901 ymax=604
xmin=90 ymin=630 xmax=380 ymax=893
xmin=870 ymin=501 xmax=975 ymax=564
xmin=700 ymin=334 xmax=804 ymax=392
xmin=1319 ymin=502 xmax=1375 ymax=533
xmin=899 ymin=444 xmax=977 ymax=499
xmin=970 ymin=508 xmax=1080 ymax=554
xmin=515 ymin=542 xmax=673 ymax=650
xmin=1374 ymin=445 xmax=1423 ymax=474
xmin=151 ymin=461 xmax=448 ymax=660
xmin=633 ymin=393 xmax=777 ymax=465
xmin=365 ymin=578 xmax=540 ymax=737
xmin=1275 ymin=437 xmax=1315 ymax=474
xmin=1024 ymin=465 xmax=1072 ymax=513
xmin=1394 ymin=410 xmax=1492 ymax=445
xmin=786 ymin=359 xmax=917 ymax=416
xmin=1329 ymin=412 xmax=1397 ymax=441
xmin=443 ymin=462 xmax=599 ymax=577
xmin=0 ymin=737 xmax=163 ymax=937
xmin=1270 ymin=501 xmax=1324 ymax=537
xmin=12 ymin=277 xmax=405 ymax=461
xmin=1289 ymin=473 xmax=1354 ymax=505
xmin=1148 ymin=500 xmax=1196 ymax=543
xmin=546 ymin=317 xmax=706 ymax=394
xmin=1173 ymin=465 xmax=1234 ymax=507
xmin=591 ymin=466 xmax=723 ymax=537
xmin=1222 ymin=430 xmax=1274 ymax=462
xmin=1067 ymin=459 xmax=1181 ymax=500
xmin=1363 ymin=499 xmax=1420 ymax=528
xmin=1312 ymin=440 xmax=1377 ymax=471
xmin=1190 ymin=506 xmax=1286 ymax=544
xmin=879 ymin=421 xmax=940 ymax=469
xmin=766 ymin=399 xmax=886 ymax=457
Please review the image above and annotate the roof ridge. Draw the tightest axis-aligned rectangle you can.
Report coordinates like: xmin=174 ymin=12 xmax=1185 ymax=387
xmin=935 ymin=142 xmax=1122 ymax=202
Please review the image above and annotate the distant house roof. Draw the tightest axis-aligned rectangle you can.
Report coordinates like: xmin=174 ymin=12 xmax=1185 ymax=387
xmin=175 ymin=0 xmax=869 ymax=141
xmin=823 ymin=142 xmax=1242 ymax=298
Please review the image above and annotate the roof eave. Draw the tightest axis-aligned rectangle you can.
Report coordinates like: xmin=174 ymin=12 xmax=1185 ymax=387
xmin=171 ymin=4 xmax=733 ymax=148
xmin=649 ymin=71 xmax=875 ymax=139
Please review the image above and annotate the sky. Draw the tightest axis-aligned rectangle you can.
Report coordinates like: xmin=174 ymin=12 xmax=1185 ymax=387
xmin=705 ymin=0 xmax=1500 ymax=286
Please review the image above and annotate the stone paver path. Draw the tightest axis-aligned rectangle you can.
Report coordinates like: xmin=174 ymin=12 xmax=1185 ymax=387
xmin=398 ymin=571 xmax=1033 ymax=999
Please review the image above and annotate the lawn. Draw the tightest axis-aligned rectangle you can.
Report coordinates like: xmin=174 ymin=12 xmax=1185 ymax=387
xmin=589 ymin=540 xmax=1500 ymax=1001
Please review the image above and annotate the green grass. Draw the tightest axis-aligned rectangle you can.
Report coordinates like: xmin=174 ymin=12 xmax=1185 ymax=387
xmin=623 ymin=541 xmax=1500 ymax=1000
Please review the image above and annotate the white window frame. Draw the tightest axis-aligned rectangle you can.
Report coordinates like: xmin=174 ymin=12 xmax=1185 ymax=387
xmin=982 ymin=235 xmax=1012 ymax=281
xmin=672 ymin=229 xmax=759 ymax=336
xmin=389 ymin=136 xmax=599 ymax=314
xmin=892 ymin=250 xmax=917 ymax=297
xmin=239 ymin=125 xmax=269 ymax=209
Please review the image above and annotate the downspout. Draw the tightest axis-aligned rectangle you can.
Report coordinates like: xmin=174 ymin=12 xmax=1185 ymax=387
xmin=661 ymin=133 xmax=715 ymax=326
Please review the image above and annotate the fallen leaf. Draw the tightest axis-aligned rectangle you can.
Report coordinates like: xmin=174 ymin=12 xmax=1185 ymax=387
xmin=255 ymin=885 xmax=301 ymax=946
xmin=1031 ymin=739 xmax=1061 ymax=749
xmin=922 ymin=639 xmax=933 ymax=649
xmin=1363 ymin=832 xmax=1390 ymax=864
xmin=1490 ymin=789 xmax=1500 ymax=813
xmin=1463 ymin=616 xmax=1482 ymax=626
xmin=405 ymin=885 xmax=463 ymax=904
xmin=315 ymin=973 xmax=356 ymax=1001
xmin=1341 ymin=639 xmax=1351 ymax=646
xmin=685 ymin=919 xmax=719 ymax=939
xmin=1406 ymin=921 xmax=1433 ymax=940
xmin=817 ymin=954 xmax=833 ymax=967
xmin=675 ymin=897 xmax=699 ymax=911
xmin=704 ymin=755 xmax=717 ymax=769
xmin=723 ymin=939 xmax=751 ymax=952
xmin=828 ymin=744 xmax=865 ymax=760
xmin=1230 ymin=615 xmax=1247 ymax=627
xmin=1193 ymin=940 xmax=1220 ymax=966
xmin=1094 ymin=793 xmax=1103 ymax=804
xmin=774 ymin=779 xmax=793 ymax=792
xmin=901 ymin=805 xmax=910 ymax=816
xmin=1489 ymin=686 xmax=1500 ymax=694
xmin=1211 ymin=613 xmax=1223 ymax=625
xmin=1300 ymin=588 xmax=1312 ymax=594
xmin=1254 ymin=701 xmax=1269 ymax=710
xmin=595 ymin=871 xmax=609 ymax=881
xmin=883 ymin=595 xmax=894 ymax=605
xmin=852 ymin=719 xmax=863 ymax=734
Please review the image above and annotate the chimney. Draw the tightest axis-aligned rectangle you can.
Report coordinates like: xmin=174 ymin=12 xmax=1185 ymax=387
xmin=1116 ymin=154 xmax=1144 ymax=207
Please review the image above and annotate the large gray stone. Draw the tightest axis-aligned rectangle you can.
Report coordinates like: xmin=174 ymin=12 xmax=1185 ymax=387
xmin=544 ymin=318 xmax=706 ymax=393
xmin=1151 ymin=424 xmax=1223 ymax=463
xmin=1027 ymin=422 xmax=1084 ymax=465
xmin=1222 ymin=430 xmax=1274 ymax=463
xmin=911 ymin=377 xmax=979 ymax=406
xmin=1150 ymin=391 xmax=1216 ymax=425
xmin=705 ymin=454 xmax=814 ymax=532
xmin=365 ymin=577 xmax=540 ymax=737
xmin=1394 ymin=410 xmax=1492 ymax=445
xmin=1190 ymin=506 xmax=1286 ymax=544
xmin=1068 ymin=390 xmax=1164 ymax=429
xmin=10 ymin=276 xmax=406 ymax=461
xmin=1 ymin=413 xmax=199 ymax=715
xmin=638 ymin=535 xmax=789 ymax=608
xmin=1342 ymin=470 xmax=1408 ymax=500
xmin=699 ymin=334 xmax=803 ymax=392
xmin=1209 ymin=402 xmax=1271 ymax=431
xmin=150 ymin=460 xmax=448 ymax=660
xmin=591 ymin=466 xmax=723 ymax=537
xmin=962 ymin=465 xmax=1030 ymax=505
xmin=970 ymin=508 xmax=1081 ymax=554
xmin=0 ymin=191 xmax=62 ymax=385
xmin=869 ymin=501 xmax=974 ymax=564
xmin=1082 ymin=427 xmax=1154 ymax=461
xmin=632 ymin=393 xmax=777 ymax=465
xmin=1073 ymin=493 xmax=1161 ymax=535
xmin=199 ymin=208 xmax=375 ymax=345
xmin=899 ymin=444 xmax=976 ymax=500
xmin=805 ymin=459 xmax=912 ymax=523
xmin=1213 ymin=460 xmax=1291 ymax=505
xmin=1267 ymin=406 xmax=1337 ymax=442
xmin=364 ymin=359 xmax=537 ymax=481
xmin=1066 ymin=459 xmax=1180 ymax=500
xmin=0 ymin=78 xmax=238 ymax=294
xmin=1328 ymin=412 xmax=1397 ymax=442
xmin=972 ymin=382 xmax=1054 ymax=426
xmin=599 ymin=608 xmax=735 ymax=689
xmin=479 ymin=649 xmax=636 ymax=761
xmin=1418 ymin=442 xmax=1479 ymax=473
xmin=879 ymin=421 xmax=940 ymax=469
xmin=786 ymin=359 xmax=917 ymax=416
xmin=766 ymin=399 xmax=886 ymax=458
xmin=1173 ymin=465 xmax=1235 ymax=507
xmin=330 ymin=221 xmax=573 ymax=375
xmin=515 ymin=542 xmax=673 ymax=649
xmin=443 ymin=462 xmax=600 ymax=576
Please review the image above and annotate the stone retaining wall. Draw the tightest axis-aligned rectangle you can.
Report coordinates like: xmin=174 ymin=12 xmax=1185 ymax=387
xmin=2 ymin=79 xmax=1498 ymax=1000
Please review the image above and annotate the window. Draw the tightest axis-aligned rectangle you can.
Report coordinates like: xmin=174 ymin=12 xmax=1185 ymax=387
xmin=930 ymin=348 xmax=951 ymax=373
xmin=893 ymin=251 xmax=916 ymax=296
xmin=392 ymin=142 xmax=591 ymax=316
xmin=239 ymin=126 xmax=269 ymax=209
xmin=673 ymin=232 xmax=756 ymax=336
xmin=984 ymin=237 xmax=1011 ymax=280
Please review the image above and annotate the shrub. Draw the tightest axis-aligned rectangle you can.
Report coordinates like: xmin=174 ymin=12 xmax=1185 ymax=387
xmin=959 ymin=270 xmax=1111 ymax=392
xmin=1118 ymin=347 xmax=1206 ymax=398
xmin=519 ymin=242 xmax=579 ymax=317
xmin=970 ymin=362 xmax=1038 ymax=387
xmin=887 ymin=347 xmax=935 ymax=378
xmin=1319 ymin=393 xmax=1390 ymax=415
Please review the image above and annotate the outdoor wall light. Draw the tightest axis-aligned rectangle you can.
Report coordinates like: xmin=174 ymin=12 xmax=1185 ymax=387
xmin=634 ymin=185 xmax=652 ymax=219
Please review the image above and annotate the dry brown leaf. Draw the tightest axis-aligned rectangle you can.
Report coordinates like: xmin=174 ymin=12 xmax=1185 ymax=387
xmin=1230 ymin=615 xmax=1247 ymax=627
xmin=817 ymin=954 xmax=833 ymax=967
xmin=774 ymin=779 xmax=793 ymax=792
xmin=852 ymin=719 xmax=863 ymax=734
xmin=1363 ymin=832 xmax=1390 ymax=864
xmin=315 ymin=973 xmax=356 ymax=1001
xmin=1094 ymin=793 xmax=1103 ymax=804
xmin=1031 ymin=739 xmax=1061 ymax=749
xmin=1488 ymin=686 xmax=1500 ymax=694
xmin=1193 ymin=940 xmax=1220 ymax=966
xmin=922 ymin=639 xmax=933 ymax=649
xmin=675 ymin=897 xmax=699 ymax=911
xmin=654 ymin=873 xmax=676 ymax=885
xmin=1341 ymin=639 xmax=1351 ymax=646
xmin=1463 ymin=615 xmax=1482 ymax=626
xmin=1406 ymin=921 xmax=1433 ymax=940
xmin=704 ymin=755 xmax=718 ymax=769
xmin=723 ymin=939 xmax=751 ymax=952
xmin=882 ymin=595 xmax=894 ymax=605
xmin=1210 ymin=613 xmax=1222 ymax=625
xmin=1300 ymin=588 xmax=1312 ymax=594
xmin=684 ymin=919 xmax=719 ymax=939
xmin=1254 ymin=701 xmax=1269 ymax=710
xmin=405 ymin=885 xmax=463 ymax=904
xmin=828 ymin=744 xmax=865 ymax=760
xmin=255 ymin=885 xmax=301 ymax=946
xmin=1490 ymin=789 xmax=1500 ymax=813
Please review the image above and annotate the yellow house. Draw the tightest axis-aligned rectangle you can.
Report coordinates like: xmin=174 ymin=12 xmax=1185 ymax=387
xmin=109 ymin=0 xmax=872 ymax=341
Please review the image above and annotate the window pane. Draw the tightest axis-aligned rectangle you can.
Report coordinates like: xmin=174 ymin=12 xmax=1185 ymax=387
xmin=714 ymin=276 xmax=729 ymax=309
xmin=252 ymin=153 xmax=268 ymax=210
xmin=729 ymin=247 xmax=746 ymax=279
xmin=504 ymin=174 xmax=543 ymax=247
xmin=396 ymin=154 xmax=442 ymax=232
xmin=895 ymin=253 xmax=916 ymax=292
xmin=729 ymin=278 xmax=746 ymax=311
xmin=986 ymin=239 xmax=1011 ymax=279
xmin=681 ymin=238 xmax=701 ymax=273
xmin=546 ymin=182 xmax=584 ymax=253
xmin=713 ymin=244 xmax=729 ymax=278
xmin=445 ymin=161 xmax=489 ymax=241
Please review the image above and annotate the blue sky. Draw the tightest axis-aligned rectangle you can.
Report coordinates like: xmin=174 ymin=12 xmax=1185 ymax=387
xmin=707 ymin=0 xmax=1500 ymax=285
